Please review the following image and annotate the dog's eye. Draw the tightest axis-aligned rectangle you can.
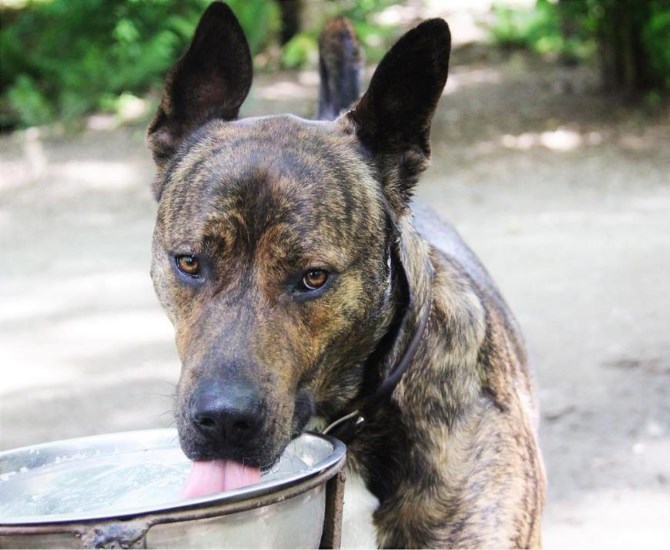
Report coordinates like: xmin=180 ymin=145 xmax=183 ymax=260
xmin=175 ymin=254 xmax=201 ymax=277
xmin=302 ymin=269 xmax=328 ymax=290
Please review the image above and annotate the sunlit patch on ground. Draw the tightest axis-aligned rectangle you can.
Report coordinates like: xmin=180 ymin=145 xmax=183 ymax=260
xmin=500 ymin=128 xmax=603 ymax=151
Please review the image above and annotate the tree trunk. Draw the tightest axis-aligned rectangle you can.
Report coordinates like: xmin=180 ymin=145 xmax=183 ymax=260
xmin=595 ymin=0 xmax=656 ymax=94
xmin=277 ymin=0 xmax=302 ymax=45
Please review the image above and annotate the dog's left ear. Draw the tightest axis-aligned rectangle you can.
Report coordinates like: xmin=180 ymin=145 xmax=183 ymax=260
xmin=345 ymin=19 xmax=450 ymax=214
xmin=147 ymin=2 xmax=252 ymax=183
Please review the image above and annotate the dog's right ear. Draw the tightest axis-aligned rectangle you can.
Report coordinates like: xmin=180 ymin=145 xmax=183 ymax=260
xmin=343 ymin=19 xmax=450 ymax=215
xmin=147 ymin=2 xmax=252 ymax=191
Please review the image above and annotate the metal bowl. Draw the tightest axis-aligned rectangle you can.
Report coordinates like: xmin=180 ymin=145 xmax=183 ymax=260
xmin=0 ymin=429 xmax=346 ymax=549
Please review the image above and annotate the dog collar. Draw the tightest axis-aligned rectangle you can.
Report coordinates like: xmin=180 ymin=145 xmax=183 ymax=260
xmin=322 ymin=287 xmax=433 ymax=444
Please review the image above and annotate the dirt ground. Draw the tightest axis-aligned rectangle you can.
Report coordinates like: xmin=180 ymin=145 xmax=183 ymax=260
xmin=1 ymin=15 xmax=669 ymax=549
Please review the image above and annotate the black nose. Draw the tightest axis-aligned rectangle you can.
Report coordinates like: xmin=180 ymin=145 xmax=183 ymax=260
xmin=189 ymin=380 xmax=264 ymax=445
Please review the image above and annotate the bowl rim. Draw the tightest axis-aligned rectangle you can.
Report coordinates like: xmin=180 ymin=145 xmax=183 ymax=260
xmin=0 ymin=428 xmax=347 ymax=527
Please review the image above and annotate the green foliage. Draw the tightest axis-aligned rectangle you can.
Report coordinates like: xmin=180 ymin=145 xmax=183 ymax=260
xmin=228 ymin=0 xmax=280 ymax=56
xmin=0 ymin=0 xmax=278 ymax=129
xmin=489 ymin=0 xmax=593 ymax=62
xmin=0 ymin=0 xmax=402 ymax=128
xmin=488 ymin=0 xmax=670 ymax=93
xmin=282 ymin=33 xmax=318 ymax=70
xmin=642 ymin=7 xmax=670 ymax=89
xmin=489 ymin=2 xmax=551 ymax=49
xmin=5 ymin=75 xmax=53 ymax=127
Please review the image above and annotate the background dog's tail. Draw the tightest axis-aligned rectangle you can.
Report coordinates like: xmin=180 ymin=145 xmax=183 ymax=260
xmin=317 ymin=17 xmax=363 ymax=121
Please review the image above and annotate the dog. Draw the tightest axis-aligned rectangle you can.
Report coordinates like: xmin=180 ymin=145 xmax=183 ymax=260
xmin=146 ymin=2 xmax=545 ymax=547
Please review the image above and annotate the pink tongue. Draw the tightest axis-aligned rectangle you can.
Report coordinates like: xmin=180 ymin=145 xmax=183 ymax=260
xmin=181 ymin=460 xmax=261 ymax=499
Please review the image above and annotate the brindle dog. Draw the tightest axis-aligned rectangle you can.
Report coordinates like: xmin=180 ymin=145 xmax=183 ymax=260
xmin=147 ymin=2 xmax=545 ymax=547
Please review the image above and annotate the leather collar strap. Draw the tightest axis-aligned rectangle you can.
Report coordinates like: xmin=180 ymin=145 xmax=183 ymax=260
xmin=323 ymin=271 xmax=433 ymax=444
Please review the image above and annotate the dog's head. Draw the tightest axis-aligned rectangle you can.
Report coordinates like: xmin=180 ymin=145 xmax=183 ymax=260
xmin=147 ymin=2 xmax=450 ymax=467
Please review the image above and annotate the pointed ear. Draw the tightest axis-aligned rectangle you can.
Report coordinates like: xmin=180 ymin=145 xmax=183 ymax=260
xmin=147 ymin=2 xmax=252 ymax=175
xmin=345 ymin=19 xmax=450 ymax=213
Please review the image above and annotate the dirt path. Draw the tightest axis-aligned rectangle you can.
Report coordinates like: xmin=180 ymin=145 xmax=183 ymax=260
xmin=1 ymin=45 xmax=669 ymax=547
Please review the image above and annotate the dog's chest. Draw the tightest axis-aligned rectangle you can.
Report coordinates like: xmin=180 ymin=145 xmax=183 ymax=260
xmin=341 ymin=468 xmax=379 ymax=548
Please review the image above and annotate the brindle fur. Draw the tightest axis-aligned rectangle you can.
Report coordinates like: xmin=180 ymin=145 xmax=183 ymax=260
xmin=147 ymin=2 xmax=545 ymax=547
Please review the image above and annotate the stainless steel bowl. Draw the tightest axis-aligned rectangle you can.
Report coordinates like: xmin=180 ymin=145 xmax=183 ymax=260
xmin=0 ymin=429 xmax=346 ymax=548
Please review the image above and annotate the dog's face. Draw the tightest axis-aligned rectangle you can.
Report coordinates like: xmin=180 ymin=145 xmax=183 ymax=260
xmin=151 ymin=116 xmax=393 ymax=464
xmin=147 ymin=2 xmax=450 ymax=467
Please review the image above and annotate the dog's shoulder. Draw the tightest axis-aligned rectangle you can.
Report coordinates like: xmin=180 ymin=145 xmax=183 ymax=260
xmin=413 ymin=203 xmax=510 ymax=313
xmin=411 ymin=201 xmax=540 ymax=435
xmin=414 ymin=202 xmax=527 ymax=363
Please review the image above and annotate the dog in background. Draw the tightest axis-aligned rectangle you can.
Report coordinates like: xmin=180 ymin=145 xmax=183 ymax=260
xmin=147 ymin=2 xmax=545 ymax=547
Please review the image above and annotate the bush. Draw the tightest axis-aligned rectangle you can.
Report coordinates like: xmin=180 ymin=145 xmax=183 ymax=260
xmin=488 ymin=0 xmax=670 ymax=94
xmin=642 ymin=6 xmax=670 ymax=90
xmin=489 ymin=0 xmax=594 ymax=63
xmin=0 ymin=0 xmax=278 ymax=129
xmin=0 ymin=0 xmax=399 ymax=129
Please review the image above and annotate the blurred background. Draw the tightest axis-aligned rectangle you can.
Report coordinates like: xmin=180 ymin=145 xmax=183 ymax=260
xmin=1 ymin=0 xmax=669 ymax=547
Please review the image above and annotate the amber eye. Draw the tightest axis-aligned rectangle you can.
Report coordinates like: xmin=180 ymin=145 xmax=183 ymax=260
xmin=175 ymin=254 xmax=201 ymax=277
xmin=302 ymin=269 xmax=329 ymax=290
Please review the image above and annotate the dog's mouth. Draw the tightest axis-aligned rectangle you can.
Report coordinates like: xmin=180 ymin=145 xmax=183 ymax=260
xmin=181 ymin=459 xmax=261 ymax=499
xmin=177 ymin=435 xmax=280 ymax=499
xmin=178 ymin=387 xmax=316 ymax=499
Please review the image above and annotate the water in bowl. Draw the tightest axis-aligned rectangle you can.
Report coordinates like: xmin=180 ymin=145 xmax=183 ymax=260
xmin=0 ymin=446 xmax=309 ymax=521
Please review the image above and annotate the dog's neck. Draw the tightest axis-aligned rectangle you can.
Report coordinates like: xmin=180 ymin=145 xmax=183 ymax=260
xmin=323 ymin=220 xmax=434 ymax=443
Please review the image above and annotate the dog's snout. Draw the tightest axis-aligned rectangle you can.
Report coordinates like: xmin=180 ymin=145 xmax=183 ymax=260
xmin=189 ymin=381 xmax=263 ymax=445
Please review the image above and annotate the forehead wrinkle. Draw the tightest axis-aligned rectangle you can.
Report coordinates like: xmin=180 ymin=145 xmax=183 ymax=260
xmin=231 ymin=153 xmax=377 ymax=270
xmin=158 ymin=116 xmax=386 ymax=258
